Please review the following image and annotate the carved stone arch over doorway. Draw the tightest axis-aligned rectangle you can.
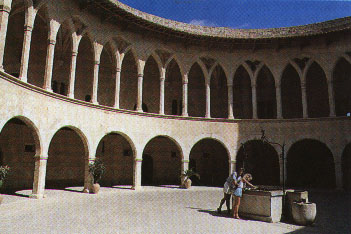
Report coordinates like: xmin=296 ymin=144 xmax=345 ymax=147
xmin=189 ymin=138 xmax=229 ymax=186
xmin=287 ymin=139 xmax=336 ymax=188
xmin=141 ymin=135 xmax=182 ymax=186
xmin=0 ymin=116 xmax=42 ymax=190
xmin=236 ymin=140 xmax=280 ymax=186
xmin=46 ymin=126 xmax=89 ymax=188
xmin=95 ymin=132 xmax=135 ymax=187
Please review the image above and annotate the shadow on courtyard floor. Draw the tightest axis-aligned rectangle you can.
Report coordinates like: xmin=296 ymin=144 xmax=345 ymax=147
xmin=190 ymin=190 xmax=351 ymax=234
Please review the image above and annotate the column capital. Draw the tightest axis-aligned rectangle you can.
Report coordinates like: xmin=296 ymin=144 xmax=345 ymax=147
xmin=275 ymin=83 xmax=281 ymax=89
xmin=227 ymin=83 xmax=233 ymax=88
xmin=94 ymin=60 xmax=100 ymax=65
xmin=160 ymin=76 xmax=166 ymax=81
xmin=182 ymin=80 xmax=188 ymax=85
xmin=230 ymin=160 xmax=237 ymax=164
xmin=71 ymin=51 xmax=78 ymax=57
xmin=48 ymin=39 xmax=56 ymax=45
xmin=327 ymin=79 xmax=333 ymax=85
xmin=116 ymin=67 xmax=121 ymax=73
xmin=251 ymin=83 xmax=257 ymax=88
xmin=135 ymin=158 xmax=143 ymax=162
xmin=301 ymin=81 xmax=306 ymax=89
xmin=34 ymin=155 xmax=48 ymax=160
xmin=0 ymin=5 xmax=11 ymax=13
xmin=182 ymin=160 xmax=190 ymax=163
xmin=138 ymin=73 xmax=143 ymax=78
xmin=24 ymin=25 xmax=33 ymax=32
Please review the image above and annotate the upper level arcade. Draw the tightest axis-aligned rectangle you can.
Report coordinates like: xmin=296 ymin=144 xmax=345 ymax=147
xmin=0 ymin=0 xmax=351 ymax=120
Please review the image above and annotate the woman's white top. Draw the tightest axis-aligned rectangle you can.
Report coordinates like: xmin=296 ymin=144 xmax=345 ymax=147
xmin=237 ymin=176 xmax=244 ymax=188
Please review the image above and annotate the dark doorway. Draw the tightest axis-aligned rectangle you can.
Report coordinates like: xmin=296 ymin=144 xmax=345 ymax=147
xmin=142 ymin=154 xmax=153 ymax=185
xmin=236 ymin=140 xmax=280 ymax=186
xmin=189 ymin=139 xmax=229 ymax=186
xmin=287 ymin=139 xmax=336 ymax=188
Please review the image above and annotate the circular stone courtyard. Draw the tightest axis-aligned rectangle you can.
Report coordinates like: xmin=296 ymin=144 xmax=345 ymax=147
xmin=0 ymin=187 xmax=349 ymax=234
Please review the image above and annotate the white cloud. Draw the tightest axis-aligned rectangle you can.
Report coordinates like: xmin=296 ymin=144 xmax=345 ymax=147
xmin=189 ymin=19 xmax=217 ymax=27
xmin=234 ymin=23 xmax=250 ymax=29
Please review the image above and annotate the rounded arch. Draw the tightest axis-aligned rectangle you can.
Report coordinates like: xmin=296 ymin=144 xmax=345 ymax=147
xmin=256 ymin=65 xmax=277 ymax=119
xmin=95 ymin=132 xmax=135 ymax=187
xmin=0 ymin=116 xmax=42 ymax=190
xmin=0 ymin=115 xmax=42 ymax=156
xmin=142 ymin=135 xmax=183 ymax=185
xmin=281 ymin=63 xmax=303 ymax=118
xmin=287 ymin=139 xmax=336 ymax=188
xmin=48 ymin=125 xmax=90 ymax=158
xmin=46 ymin=126 xmax=89 ymax=188
xmin=333 ymin=57 xmax=351 ymax=116
xmin=210 ymin=64 xmax=228 ymax=118
xmin=95 ymin=131 xmax=137 ymax=159
xmin=305 ymin=61 xmax=330 ymax=117
xmin=189 ymin=137 xmax=230 ymax=186
xmin=143 ymin=135 xmax=185 ymax=160
xmin=233 ymin=65 xmax=253 ymax=119
xmin=236 ymin=140 xmax=280 ymax=186
xmin=188 ymin=62 xmax=206 ymax=117
xmin=341 ymin=143 xmax=351 ymax=191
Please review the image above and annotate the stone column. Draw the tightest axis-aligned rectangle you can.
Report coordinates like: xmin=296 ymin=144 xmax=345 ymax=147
xmin=67 ymin=51 xmax=78 ymax=98
xmin=136 ymin=73 xmax=143 ymax=112
xmin=181 ymin=159 xmax=190 ymax=186
xmin=43 ymin=20 xmax=60 ymax=92
xmin=276 ymin=83 xmax=283 ymax=119
xmin=133 ymin=158 xmax=142 ymax=190
xmin=182 ymin=74 xmax=189 ymax=117
xmin=227 ymin=84 xmax=234 ymax=119
xmin=205 ymin=80 xmax=211 ymax=118
xmin=113 ymin=67 xmax=121 ymax=108
xmin=30 ymin=155 xmax=48 ymax=199
xmin=19 ymin=25 xmax=33 ymax=82
xmin=83 ymin=157 xmax=95 ymax=193
xmin=159 ymin=68 xmax=166 ymax=115
xmin=327 ymin=79 xmax=336 ymax=117
xmin=301 ymin=81 xmax=308 ymax=118
xmin=91 ymin=60 xmax=100 ymax=104
xmin=230 ymin=160 xmax=237 ymax=174
xmin=0 ymin=0 xmax=12 ymax=72
xmin=251 ymin=83 xmax=258 ymax=119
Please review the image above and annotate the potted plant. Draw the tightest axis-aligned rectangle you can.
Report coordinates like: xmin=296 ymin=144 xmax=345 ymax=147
xmin=88 ymin=159 xmax=105 ymax=194
xmin=181 ymin=168 xmax=200 ymax=189
xmin=0 ymin=165 xmax=10 ymax=204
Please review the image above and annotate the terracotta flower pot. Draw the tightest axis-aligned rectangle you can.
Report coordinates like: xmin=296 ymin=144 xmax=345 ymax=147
xmin=292 ymin=201 xmax=317 ymax=226
xmin=184 ymin=178 xmax=192 ymax=189
xmin=91 ymin=183 xmax=100 ymax=194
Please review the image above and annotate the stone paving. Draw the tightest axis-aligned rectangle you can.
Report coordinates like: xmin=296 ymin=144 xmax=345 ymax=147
xmin=0 ymin=186 xmax=350 ymax=234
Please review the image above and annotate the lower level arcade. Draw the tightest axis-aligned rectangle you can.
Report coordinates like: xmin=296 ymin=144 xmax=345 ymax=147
xmin=0 ymin=116 xmax=350 ymax=196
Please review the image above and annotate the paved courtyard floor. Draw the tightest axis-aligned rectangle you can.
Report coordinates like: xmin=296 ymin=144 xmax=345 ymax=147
xmin=0 ymin=186 xmax=350 ymax=234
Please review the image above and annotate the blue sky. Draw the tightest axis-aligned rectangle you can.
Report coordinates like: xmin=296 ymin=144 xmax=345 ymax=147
xmin=119 ymin=0 xmax=351 ymax=29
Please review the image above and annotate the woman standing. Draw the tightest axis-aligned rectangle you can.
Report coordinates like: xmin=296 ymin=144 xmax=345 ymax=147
xmin=232 ymin=168 xmax=256 ymax=219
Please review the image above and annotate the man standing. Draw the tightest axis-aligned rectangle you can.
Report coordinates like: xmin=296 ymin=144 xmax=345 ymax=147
xmin=217 ymin=171 xmax=238 ymax=215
